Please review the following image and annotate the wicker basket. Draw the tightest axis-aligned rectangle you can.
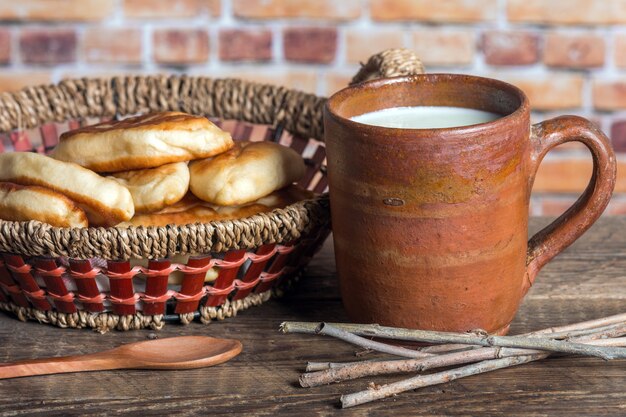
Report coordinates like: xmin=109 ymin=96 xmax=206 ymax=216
xmin=0 ymin=49 xmax=424 ymax=332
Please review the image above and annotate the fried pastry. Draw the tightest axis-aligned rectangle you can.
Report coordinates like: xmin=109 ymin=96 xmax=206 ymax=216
xmin=0 ymin=182 xmax=88 ymax=228
xmin=109 ymin=162 xmax=189 ymax=213
xmin=189 ymin=141 xmax=305 ymax=206
xmin=122 ymin=185 xmax=313 ymax=227
xmin=0 ymin=152 xmax=134 ymax=226
xmin=51 ymin=111 xmax=234 ymax=172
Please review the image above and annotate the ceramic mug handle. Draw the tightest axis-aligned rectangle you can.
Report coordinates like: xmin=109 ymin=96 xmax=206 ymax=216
xmin=525 ymin=116 xmax=617 ymax=290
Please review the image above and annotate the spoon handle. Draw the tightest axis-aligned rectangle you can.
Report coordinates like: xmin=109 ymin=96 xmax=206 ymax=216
xmin=0 ymin=351 xmax=125 ymax=379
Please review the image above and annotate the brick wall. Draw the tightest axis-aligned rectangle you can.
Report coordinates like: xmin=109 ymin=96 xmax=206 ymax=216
xmin=1 ymin=0 xmax=626 ymax=215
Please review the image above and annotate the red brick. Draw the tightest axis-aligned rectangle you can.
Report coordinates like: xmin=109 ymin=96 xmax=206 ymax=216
xmin=534 ymin=160 xmax=626 ymax=193
xmin=0 ymin=29 xmax=10 ymax=64
xmin=540 ymin=197 xmax=578 ymax=216
xmin=539 ymin=136 xmax=589 ymax=153
xmin=0 ymin=0 xmax=115 ymax=21
xmin=324 ymin=73 xmax=353 ymax=96
xmin=124 ymin=0 xmax=220 ymax=18
xmin=482 ymin=31 xmax=539 ymax=66
xmin=593 ymin=79 xmax=626 ymax=110
xmin=83 ymin=28 xmax=142 ymax=64
xmin=611 ymin=120 xmax=626 ymax=152
xmin=345 ymin=29 xmax=404 ymax=64
xmin=60 ymin=69 xmax=150 ymax=81
xmin=544 ymin=32 xmax=604 ymax=68
xmin=502 ymin=74 xmax=583 ymax=110
xmin=0 ymin=72 xmax=52 ymax=92
xmin=283 ymin=27 xmax=336 ymax=64
xmin=204 ymin=0 xmax=221 ymax=16
xmin=614 ymin=34 xmax=626 ymax=69
xmin=153 ymin=29 xmax=209 ymax=65
xmin=210 ymin=68 xmax=318 ymax=93
xmin=219 ymin=29 xmax=272 ymax=62
xmin=370 ymin=0 xmax=497 ymax=22
xmin=19 ymin=29 xmax=77 ymax=65
xmin=413 ymin=30 xmax=474 ymax=66
xmin=608 ymin=198 xmax=626 ymax=215
xmin=508 ymin=0 xmax=626 ymax=25
xmin=232 ymin=0 xmax=360 ymax=20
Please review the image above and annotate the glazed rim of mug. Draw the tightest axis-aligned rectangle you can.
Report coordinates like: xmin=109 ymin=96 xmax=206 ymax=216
xmin=325 ymin=73 xmax=530 ymax=137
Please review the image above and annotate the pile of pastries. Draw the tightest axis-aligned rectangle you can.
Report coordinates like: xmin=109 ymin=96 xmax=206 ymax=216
xmin=0 ymin=111 xmax=310 ymax=228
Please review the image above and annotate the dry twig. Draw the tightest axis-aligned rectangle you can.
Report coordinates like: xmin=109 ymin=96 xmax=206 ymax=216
xmin=299 ymin=324 xmax=626 ymax=387
xmin=282 ymin=322 xmax=626 ymax=360
xmin=340 ymin=336 xmax=626 ymax=408
xmin=312 ymin=322 xmax=433 ymax=359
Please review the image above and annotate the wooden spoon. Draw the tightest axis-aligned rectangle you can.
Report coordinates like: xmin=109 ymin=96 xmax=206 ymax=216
xmin=0 ymin=336 xmax=242 ymax=379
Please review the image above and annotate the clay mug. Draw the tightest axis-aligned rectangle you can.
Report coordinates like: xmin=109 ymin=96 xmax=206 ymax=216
xmin=324 ymin=74 xmax=616 ymax=334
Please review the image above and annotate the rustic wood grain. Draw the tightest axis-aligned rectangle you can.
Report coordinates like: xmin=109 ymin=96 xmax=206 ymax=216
xmin=0 ymin=217 xmax=624 ymax=416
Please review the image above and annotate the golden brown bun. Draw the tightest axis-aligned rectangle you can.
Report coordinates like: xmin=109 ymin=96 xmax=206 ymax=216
xmin=109 ymin=162 xmax=190 ymax=213
xmin=189 ymin=141 xmax=306 ymax=206
xmin=122 ymin=185 xmax=314 ymax=227
xmin=0 ymin=182 xmax=88 ymax=227
xmin=51 ymin=111 xmax=234 ymax=172
xmin=0 ymin=152 xmax=134 ymax=226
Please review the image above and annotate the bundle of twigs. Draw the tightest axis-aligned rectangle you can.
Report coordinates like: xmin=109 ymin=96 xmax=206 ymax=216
xmin=280 ymin=314 xmax=626 ymax=408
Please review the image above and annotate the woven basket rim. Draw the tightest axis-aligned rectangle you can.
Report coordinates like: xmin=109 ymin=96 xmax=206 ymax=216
xmin=0 ymin=74 xmax=333 ymax=260
xmin=0 ymin=193 xmax=330 ymax=260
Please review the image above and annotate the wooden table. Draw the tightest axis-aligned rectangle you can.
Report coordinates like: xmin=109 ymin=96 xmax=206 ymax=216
xmin=1 ymin=218 xmax=625 ymax=416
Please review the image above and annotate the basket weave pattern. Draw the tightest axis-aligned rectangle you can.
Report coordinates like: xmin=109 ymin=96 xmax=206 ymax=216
xmin=0 ymin=49 xmax=423 ymax=332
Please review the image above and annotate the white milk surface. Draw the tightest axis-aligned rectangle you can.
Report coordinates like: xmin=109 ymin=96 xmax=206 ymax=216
xmin=350 ymin=106 xmax=501 ymax=129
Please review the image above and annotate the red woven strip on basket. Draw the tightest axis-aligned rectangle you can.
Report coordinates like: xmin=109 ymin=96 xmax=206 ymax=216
xmin=288 ymin=134 xmax=308 ymax=154
xmin=204 ymin=250 xmax=246 ymax=307
xmin=254 ymin=244 xmax=294 ymax=294
xmin=40 ymin=123 xmax=59 ymax=151
xmin=233 ymin=122 xmax=253 ymax=141
xmin=0 ymin=134 xmax=12 ymax=153
xmin=275 ymin=241 xmax=307 ymax=289
xmin=205 ymin=284 xmax=234 ymax=296
xmin=174 ymin=255 xmax=212 ymax=315
xmin=106 ymin=261 xmax=136 ymax=315
xmin=177 ymin=261 xmax=216 ymax=274
xmin=313 ymin=173 xmax=328 ymax=194
xmin=5 ymin=262 xmax=32 ymax=274
xmin=309 ymin=146 xmax=328 ymax=192
xmin=298 ymin=143 xmax=323 ymax=190
xmin=68 ymin=259 xmax=104 ymax=312
xmin=34 ymin=259 xmax=77 ymax=314
xmin=212 ymin=256 xmax=247 ymax=269
xmin=9 ymin=131 xmax=32 ymax=152
xmin=258 ymin=269 xmax=286 ymax=283
xmin=202 ymin=268 xmax=285 ymax=297
xmin=142 ymin=260 xmax=171 ymax=315
xmin=0 ymin=258 xmax=29 ymax=307
xmin=76 ymin=292 xmax=106 ymax=304
xmin=47 ymin=290 xmax=76 ymax=304
xmin=143 ymin=263 xmax=177 ymax=277
xmin=109 ymin=293 xmax=140 ymax=306
xmin=0 ymin=281 xmax=21 ymax=294
xmin=232 ymin=278 xmax=260 ymax=291
xmin=140 ymin=290 xmax=174 ymax=303
xmin=4 ymin=254 xmax=51 ymax=311
xmin=174 ymin=289 xmax=205 ymax=303
xmin=22 ymin=288 xmax=47 ymax=301
xmin=232 ymin=244 xmax=276 ymax=301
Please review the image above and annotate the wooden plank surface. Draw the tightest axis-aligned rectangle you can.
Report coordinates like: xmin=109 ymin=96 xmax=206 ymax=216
xmin=0 ymin=217 xmax=625 ymax=416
